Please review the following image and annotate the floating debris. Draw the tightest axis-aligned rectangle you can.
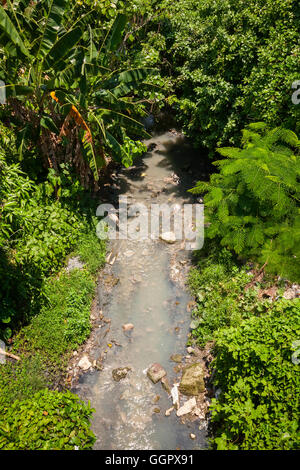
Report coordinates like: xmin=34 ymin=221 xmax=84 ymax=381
xmin=171 ymin=384 xmax=180 ymax=410
xmin=177 ymin=397 xmax=196 ymax=417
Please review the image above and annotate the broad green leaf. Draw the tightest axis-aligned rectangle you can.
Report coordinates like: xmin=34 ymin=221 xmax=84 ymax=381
xmin=40 ymin=116 xmax=59 ymax=135
xmin=99 ymin=108 xmax=150 ymax=138
xmin=0 ymin=5 xmax=29 ymax=56
xmin=44 ymin=27 xmax=83 ymax=70
xmin=105 ymin=13 xmax=127 ymax=52
xmin=82 ymin=140 xmax=104 ymax=180
xmin=110 ymin=68 xmax=156 ymax=98
xmin=36 ymin=0 xmax=66 ymax=59
xmin=105 ymin=131 xmax=125 ymax=163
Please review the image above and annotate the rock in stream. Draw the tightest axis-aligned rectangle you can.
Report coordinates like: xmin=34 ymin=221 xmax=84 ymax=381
xmin=179 ymin=363 xmax=205 ymax=396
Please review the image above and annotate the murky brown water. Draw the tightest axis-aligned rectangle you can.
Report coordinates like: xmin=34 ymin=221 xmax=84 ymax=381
xmin=75 ymin=132 xmax=208 ymax=450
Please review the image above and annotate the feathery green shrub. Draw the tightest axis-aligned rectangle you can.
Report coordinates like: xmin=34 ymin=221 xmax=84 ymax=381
xmin=190 ymin=123 xmax=300 ymax=281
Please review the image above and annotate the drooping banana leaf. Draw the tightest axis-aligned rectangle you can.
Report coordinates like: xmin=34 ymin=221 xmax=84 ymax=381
xmin=105 ymin=130 xmax=125 ymax=164
xmin=92 ymin=89 xmax=145 ymax=115
xmin=36 ymin=0 xmax=66 ymax=60
xmin=40 ymin=115 xmax=59 ymax=135
xmin=0 ymin=5 xmax=29 ymax=56
xmin=82 ymin=138 xmax=105 ymax=181
xmin=109 ymin=68 xmax=157 ymax=98
xmin=99 ymin=109 xmax=150 ymax=138
xmin=44 ymin=26 xmax=83 ymax=70
xmin=105 ymin=13 xmax=127 ymax=53
xmin=89 ymin=111 xmax=106 ymax=142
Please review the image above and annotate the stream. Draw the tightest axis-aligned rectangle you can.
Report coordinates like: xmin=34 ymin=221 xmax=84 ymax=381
xmin=73 ymin=131 xmax=209 ymax=450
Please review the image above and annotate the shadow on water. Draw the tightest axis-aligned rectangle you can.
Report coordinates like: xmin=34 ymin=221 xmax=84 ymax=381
xmin=74 ymin=131 xmax=209 ymax=450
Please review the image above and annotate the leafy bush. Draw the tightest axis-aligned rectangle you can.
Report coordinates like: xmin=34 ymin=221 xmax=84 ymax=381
xmin=190 ymin=124 xmax=300 ymax=281
xmin=210 ymin=299 xmax=300 ymax=450
xmin=155 ymin=0 xmax=300 ymax=152
xmin=0 ymin=120 xmax=106 ymax=339
xmin=0 ymin=147 xmax=89 ymax=276
xmin=0 ymin=161 xmax=93 ymax=339
xmin=0 ymin=145 xmax=43 ymax=338
xmin=188 ymin=248 xmax=269 ymax=346
xmin=0 ymin=228 xmax=104 ymax=448
xmin=13 ymin=201 xmax=86 ymax=274
xmin=0 ymin=389 xmax=95 ymax=450
xmin=0 ymin=139 xmax=33 ymax=246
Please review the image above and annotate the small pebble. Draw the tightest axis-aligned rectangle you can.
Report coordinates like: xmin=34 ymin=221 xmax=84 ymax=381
xmin=122 ymin=323 xmax=134 ymax=331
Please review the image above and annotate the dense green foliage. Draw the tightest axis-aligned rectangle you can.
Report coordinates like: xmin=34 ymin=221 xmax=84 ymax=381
xmin=0 ymin=235 xmax=104 ymax=449
xmin=190 ymin=123 xmax=300 ymax=281
xmin=133 ymin=0 xmax=300 ymax=151
xmin=0 ymin=213 xmax=104 ymax=449
xmin=176 ymin=2 xmax=300 ymax=449
xmin=0 ymin=1 xmax=152 ymax=182
xmin=188 ymin=248 xmax=269 ymax=347
xmin=189 ymin=247 xmax=300 ymax=450
xmin=0 ymin=121 xmax=105 ymax=340
xmin=0 ymin=389 xmax=95 ymax=450
xmin=210 ymin=300 xmax=300 ymax=450
xmin=1 ymin=0 xmax=299 ymax=452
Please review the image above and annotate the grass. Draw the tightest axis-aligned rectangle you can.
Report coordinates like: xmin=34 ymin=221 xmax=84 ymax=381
xmin=0 ymin=230 xmax=106 ymax=405
xmin=187 ymin=247 xmax=271 ymax=347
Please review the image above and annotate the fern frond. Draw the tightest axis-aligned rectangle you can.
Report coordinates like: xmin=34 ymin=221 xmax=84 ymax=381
xmin=247 ymin=122 xmax=268 ymax=131
xmin=216 ymin=147 xmax=241 ymax=158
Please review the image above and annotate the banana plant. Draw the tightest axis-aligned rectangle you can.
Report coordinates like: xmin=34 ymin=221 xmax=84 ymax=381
xmin=0 ymin=0 xmax=82 ymax=100
xmin=0 ymin=1 xmax=155 ymax=181
xmin=0 ymin=0 xmax=84 ymax=168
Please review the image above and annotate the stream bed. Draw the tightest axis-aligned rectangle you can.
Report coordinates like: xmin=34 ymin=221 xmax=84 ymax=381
xmin=73 ymin=131 xmax=209 ymax=450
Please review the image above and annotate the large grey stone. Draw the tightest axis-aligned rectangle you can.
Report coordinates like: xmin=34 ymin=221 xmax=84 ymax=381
xmin=179 ymin=363 xmax=205 ymax=396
